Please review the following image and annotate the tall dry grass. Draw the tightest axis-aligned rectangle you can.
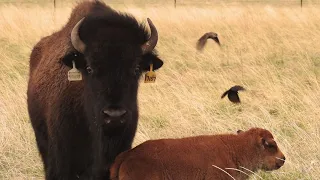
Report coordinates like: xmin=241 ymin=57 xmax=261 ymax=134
xmin=0 ymin=1 xmax=319 ymax=179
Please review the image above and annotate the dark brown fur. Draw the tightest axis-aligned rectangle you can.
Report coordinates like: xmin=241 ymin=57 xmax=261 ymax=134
xmin=27 ymin=1 xmax=163 ymax=179
xmin=110 ymin=128 xmax=285 ymax=180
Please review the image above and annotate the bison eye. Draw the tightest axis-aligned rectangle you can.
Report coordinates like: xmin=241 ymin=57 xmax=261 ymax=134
xmin=134 ymin=65 xmax=141 ymax=76
xmin=86 ymin=66 xmax=93 ymax=74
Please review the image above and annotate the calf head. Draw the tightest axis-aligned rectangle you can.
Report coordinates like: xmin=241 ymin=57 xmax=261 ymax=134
xmin=238 ymin=128 xmax=286 ymax=171
xmin=62 ymin=12 xmax=163 ymax=132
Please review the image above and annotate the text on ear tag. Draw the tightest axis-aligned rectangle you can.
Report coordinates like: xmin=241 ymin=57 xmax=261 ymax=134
xmin=68 ymin=61 xmax=82 ymax=81
xmin=144 ymin=64 xmax=156 ymax=83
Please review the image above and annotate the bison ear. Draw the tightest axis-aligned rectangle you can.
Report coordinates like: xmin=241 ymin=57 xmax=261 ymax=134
xmin=140 ymin=53 xmax=164 ymax=72
xmin=61 ymin=52 xmax=86 ymax=69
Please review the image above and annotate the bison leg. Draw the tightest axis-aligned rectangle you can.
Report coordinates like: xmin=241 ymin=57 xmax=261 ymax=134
xmin=33 ymin=122 xmax=49 ymax=171
xmin=27 ymin=102 xmax=49 ymax=172
xmin=45 ymin=117 xmax=92 ymax=180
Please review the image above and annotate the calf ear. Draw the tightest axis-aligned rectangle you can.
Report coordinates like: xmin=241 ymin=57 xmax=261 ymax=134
xmin=61 ymin=52 xmax=86 ymax=69
xmin=237 ymin=130 xmax=244 ymax=134
xmin=140 ymin=53 xmax=164 ymax=72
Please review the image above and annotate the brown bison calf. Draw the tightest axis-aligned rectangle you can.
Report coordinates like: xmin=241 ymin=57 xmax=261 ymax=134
xmin=110 ymin=128 xmax=285 ymax=180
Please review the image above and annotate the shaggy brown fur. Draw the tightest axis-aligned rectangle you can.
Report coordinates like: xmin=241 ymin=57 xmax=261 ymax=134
xmin=110 ymin=128 xmax=285 ymax=180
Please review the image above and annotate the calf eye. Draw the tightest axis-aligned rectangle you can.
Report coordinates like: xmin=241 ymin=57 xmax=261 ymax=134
xmin=262 ymin=138 xmax=277 ymax=150
xmin=86 ymin=66 xmax=93 ymax=74
xmin=267 ymin=144 xmax=276 ymax=149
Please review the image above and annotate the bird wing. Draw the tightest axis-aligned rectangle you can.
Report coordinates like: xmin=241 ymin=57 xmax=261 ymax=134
xmin=221 ymin=89 xmax=229 ymax=99
xmin=230 ymin=85 xmax=245 ymax=92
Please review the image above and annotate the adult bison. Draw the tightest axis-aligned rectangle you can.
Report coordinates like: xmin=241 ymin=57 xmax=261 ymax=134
xmin=27 ymin=1 xmax=163 ymax=179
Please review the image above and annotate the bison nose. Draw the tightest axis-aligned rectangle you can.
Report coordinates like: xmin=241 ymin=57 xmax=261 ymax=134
xmin=103 ymin=108 xmax=127 ymax=118
xmin=276 ymin=156 xmax=286 ymax=168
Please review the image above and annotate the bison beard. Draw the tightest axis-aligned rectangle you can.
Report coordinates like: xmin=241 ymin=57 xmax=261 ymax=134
xmin=27 ymin=1 xmax=163 ymax=180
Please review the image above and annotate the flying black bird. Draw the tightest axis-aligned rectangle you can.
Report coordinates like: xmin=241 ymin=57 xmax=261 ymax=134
xmin=221 ymin=85 xmax=245 ymax=103
xmin=196 ymin=32 xmax=220 ymax=51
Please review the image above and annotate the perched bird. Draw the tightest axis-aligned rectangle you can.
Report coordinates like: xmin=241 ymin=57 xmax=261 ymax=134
xmin=221 ymin=85 xmax=245 ymax=103
xmin=196 ymin=32 xmax=220 ymax=51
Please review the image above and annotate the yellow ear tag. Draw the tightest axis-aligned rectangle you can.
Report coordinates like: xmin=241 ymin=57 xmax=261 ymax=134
xmin=68 ymin=61 xmax=82 ymax=81
xmin=144 ymin=64 xmax=156 ymax=83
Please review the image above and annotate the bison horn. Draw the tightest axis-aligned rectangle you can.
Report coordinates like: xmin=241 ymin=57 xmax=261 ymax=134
xmin=141 ymin=18 xmax=158 ymax=55
xmin=71 ymin=18 xmax=86 ymax=53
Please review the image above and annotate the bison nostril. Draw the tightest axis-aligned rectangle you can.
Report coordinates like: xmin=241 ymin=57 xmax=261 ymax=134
xmin=106 ymin=119 xmax=111 ymax=124
xmin=103 ymin=109 xmax=127 ymax=117
xmin=283 ymin=156 xmax=286 ymax=161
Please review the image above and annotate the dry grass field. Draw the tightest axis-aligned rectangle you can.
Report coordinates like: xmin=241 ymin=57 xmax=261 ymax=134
xmin=0 ymin=0 xmax=320 ymax=179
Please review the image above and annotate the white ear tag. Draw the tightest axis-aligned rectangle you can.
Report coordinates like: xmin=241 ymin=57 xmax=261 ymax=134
xmin=68 ymin=61 xmax=82 ymax=81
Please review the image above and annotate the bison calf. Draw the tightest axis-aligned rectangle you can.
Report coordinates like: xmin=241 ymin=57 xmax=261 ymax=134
xmin=110 ymin=128 xmax=285 ymax=180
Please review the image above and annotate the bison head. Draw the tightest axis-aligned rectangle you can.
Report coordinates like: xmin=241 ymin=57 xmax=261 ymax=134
xmin=62 ymin=15 xmax=163 ymax=132
xmin=238 ymin=128 xmax=286 ymax=171
xmin=260 ymin=138 xmax=286 ymax=171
